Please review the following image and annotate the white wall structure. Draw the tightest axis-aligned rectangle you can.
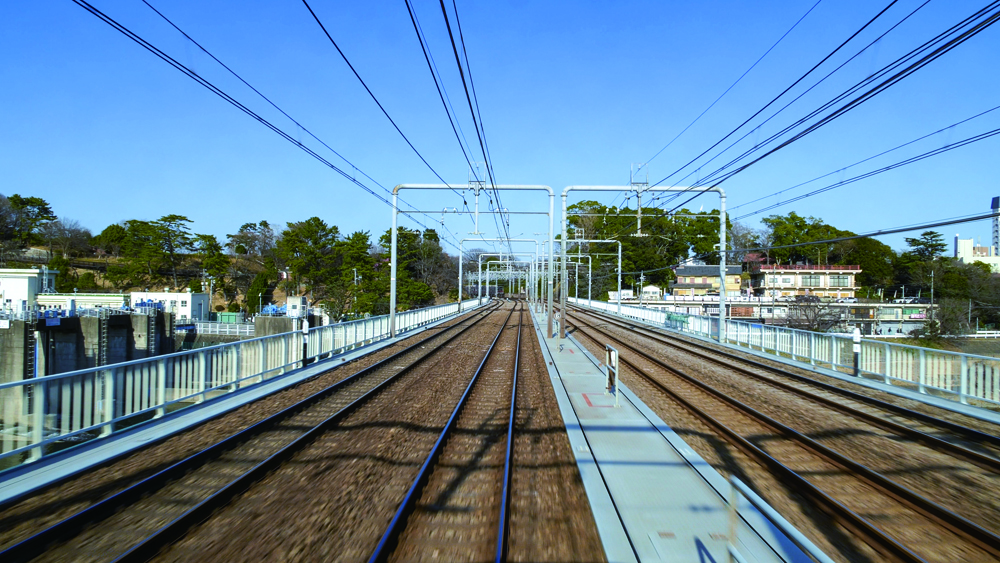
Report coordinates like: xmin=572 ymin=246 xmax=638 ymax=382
xmin=607 ymin=289 xmax=634 ymax=301
xmin=954 ymin=234 xmax=1000 ymax=272
xmin=0 ymin=268 xmax=58 ymax=313
xmin=130 ymin=290 xmax=210 ymax=320
xmin=36 ymin=293 xmax=127 ymax=311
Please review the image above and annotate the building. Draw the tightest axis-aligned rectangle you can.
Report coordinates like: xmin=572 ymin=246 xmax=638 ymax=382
xmin=639 ymin=285 xmax=663 ymax=301
xmin=130 ymin=290 xmax=210 ymax=321
xmin=671 ymin=265 xmax=742 ymax=297
xmin=36 ymin=293 xmax=127 ymax=311
xmin=751 ymin=264 xmax=861 ymax=299
xmin=954 ymin=235 xmax=1000 ymax=272
xmin=0 ymin=268 xmax=58 ymax=315
xmin=607 ymin=289 xmax=634 ymax=301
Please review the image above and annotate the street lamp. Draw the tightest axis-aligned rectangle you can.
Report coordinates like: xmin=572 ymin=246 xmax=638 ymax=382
xmin=258 ymin=292 xmax=262 ymax=316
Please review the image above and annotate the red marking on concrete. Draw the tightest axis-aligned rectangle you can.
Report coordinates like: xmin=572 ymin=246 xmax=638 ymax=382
xmin=582 ymin=393 xmax=615 ymax=408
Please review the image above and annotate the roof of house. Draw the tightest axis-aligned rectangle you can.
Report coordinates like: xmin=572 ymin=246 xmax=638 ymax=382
xmin=675 ymin=265 xmax=742 ymax=276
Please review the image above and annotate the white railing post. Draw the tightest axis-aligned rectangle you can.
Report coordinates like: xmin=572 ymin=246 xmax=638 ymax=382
xmin=960 ymin=355 xmax=969 ymax=404
xmin=883 ymin=342 xmax=892 ymax=384
xmin=919 ymin=349 xmax=926 ymax=394
xmin=102 ymin=369 xmax=115 ymax=433
xmin=30 ymin=379 xmax=46 ymax=461
xmin=155 ymin=359 xmax=166 ymax=418
xmin=196 ymin=350 xmax=207 ymax=403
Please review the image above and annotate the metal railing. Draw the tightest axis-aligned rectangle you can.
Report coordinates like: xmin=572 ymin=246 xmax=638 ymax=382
xmin=570 ymin=298 xmax=1000 ymax=409
xmin=0 ymin=298 xmax=483 ymax=469
xmin=187 ymin=322 xmax=255 ymax=337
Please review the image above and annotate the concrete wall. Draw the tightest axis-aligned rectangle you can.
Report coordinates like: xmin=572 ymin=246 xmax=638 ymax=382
xmin=0 ymin=320 xmax=28 ymax=449
xmin=254 ymin=314 xmax=323 ymax=338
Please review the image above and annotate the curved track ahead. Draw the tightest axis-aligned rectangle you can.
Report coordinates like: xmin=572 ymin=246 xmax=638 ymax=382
xmin=567 ymin=305 xmax=1000 ymax=563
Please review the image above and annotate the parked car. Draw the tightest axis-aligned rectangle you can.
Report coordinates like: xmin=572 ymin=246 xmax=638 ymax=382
xmin=836 ymin=297 xmax=859 ymax=303
xmin=795 ymin=295 xmax=821 ymax=303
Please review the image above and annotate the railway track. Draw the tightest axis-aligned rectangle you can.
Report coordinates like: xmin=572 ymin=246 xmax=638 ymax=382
xmin=372 ymin=302 xmax=523 ymax=562
xmin=571 ymin=305 xmax=1000 ymax=459
xmin=1 ymin=301 xmax=507 ymax=563
xmin=566 ymin=306 xmax=1000 ymax=562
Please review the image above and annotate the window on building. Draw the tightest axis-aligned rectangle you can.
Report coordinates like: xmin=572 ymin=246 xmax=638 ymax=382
xmin=702 ymin=277 xmax=707 ymax=284
xmin=781 ymin=277 xmax=791 ymax=284
xmin=802 ymin=275 xmax=821 ymax=287
xmin=830 ymin=275 xmax=850 ymax=287
xmin=181 ymin=300 xmax=188 ymax=307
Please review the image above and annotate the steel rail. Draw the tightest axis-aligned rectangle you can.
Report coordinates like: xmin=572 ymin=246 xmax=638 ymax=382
xmin=570 ymin=317 xmax=1000 ymax=562
xmin=572 ymin=305 xmax=1000 ymax=467
xmin=496 ymin=304 xmax=522 ymax=562
xmin=369 ymin=301 xmax=521 ymax=563
xmin=1 ymin=301 xmax=501 ymax=563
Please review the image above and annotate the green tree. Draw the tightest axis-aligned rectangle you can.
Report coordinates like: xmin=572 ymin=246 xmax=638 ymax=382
xmin=904 ymin=231 xmax=947 ymax=261
xmin=7 ymin=194 xmax=56 ymax=247
xmin=246 ymin=272 xmax=271 ymax=315
xmin=155 ymin=215 xmax=194 ymax=288
xmin=276 ymin=217 xmax=343 ymax=305
xmin=94 ymin=223 xmax=128 ymax=258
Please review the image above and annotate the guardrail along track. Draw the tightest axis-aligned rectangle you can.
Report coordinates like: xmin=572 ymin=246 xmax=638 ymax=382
xmin=1 ymin=301 xmax=505 ymax=563
xmin=371 ymin=302 xmax=523 ymax=563
xmin=567 ymin=312 xmax=1000 ymax=563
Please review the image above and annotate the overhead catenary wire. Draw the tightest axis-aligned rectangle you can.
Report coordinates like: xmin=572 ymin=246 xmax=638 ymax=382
xmin=599 ymin=1 xmax=1000 ymax=244
xmin=649 ymin=1 xmax=900 ymax=193
xmin=70 ymin=0 xmax=461 ymax=251
xmin=660 ymin=1 xmax=1000 ymax=215
xmin=651 ymin=0 xmax=933 ymax=210
xmin=735 ymin=125 xmax=1000 ymax=220
xmin=640 ymin=0 xmax=822 ymax=172
xmin=141 ymin=0 xmax=467 ymax=247
xmin=403 ymin=0 xmax=483 ymax=184
xmin=436 ymin=0 xmax=511 ymax=251
xmin=583 ymin=211 xmax=999 ymax=283
xmin=300 ymin=0 xmax=467 ymax=203
xmin=731 ymin=103 xmax=1000 ymax=213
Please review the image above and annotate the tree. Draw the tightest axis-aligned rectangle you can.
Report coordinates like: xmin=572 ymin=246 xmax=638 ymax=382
xmin=7 ymin=194 xmax=56 ymax=247
xmin=94 ymin=223 xmax=128 ymax=258
xmin=40 ymin=218 xmax=92 ymax=258
xmin=0 ymin=195 xmax=19 ymax=265
xmin=226 ymin=221 xmax=276 ymax=307
xmin=276 ymin=217 xmax=343 ymax=305
xmin=155 ymin=215 xmax=194 ymax=288
xmin=835 ymin=237 xmax=895 ymax=288
xmin=785 ymin=301 xmax=841 ymax=332
xmin=904 ymin=231 xmax=947 ymax=261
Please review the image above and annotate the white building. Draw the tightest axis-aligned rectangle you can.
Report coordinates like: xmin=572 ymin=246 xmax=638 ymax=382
xmin=0 ymin=268 xmax=58 ymax=314
xmin=130 ymin=290 xmax=211 ymax=320
xmin=607 ymin=289 xmax=634 ymax=301
xmin=640 ymin=285 xmax=663 ymax=301
xmin=955 ymin=235 xmax=1000 ymax=272
xmin=37 ymin=293 xmax=127 ymax=311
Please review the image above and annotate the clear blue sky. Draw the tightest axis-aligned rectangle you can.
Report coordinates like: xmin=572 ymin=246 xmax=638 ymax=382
xmin=3 ymin=0 xmax=998 ymax=258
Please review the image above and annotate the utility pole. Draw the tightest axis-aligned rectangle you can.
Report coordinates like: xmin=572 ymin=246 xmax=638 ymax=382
xmin=639 ymin=271 xmax=645 ymax=307
xmin=930 ymin=269 xmax=935 ymax=322
xmin=631 ymin=164 xmax=648 ymax=237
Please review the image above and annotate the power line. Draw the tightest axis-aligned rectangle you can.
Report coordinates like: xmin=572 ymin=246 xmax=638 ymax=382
xmin=69 ymin=0 xmax=461 ymax=251
xmin=652 ymin=0 xmax=933 ymax=209
xmin=669 ymin=1 xmax=999 ymax=206
xmin=606 ymin=1 xmax=1000 ymax=242
xmin=732 ymin=106 xmax=1000 ymax=218
xmin=436 ymin=0 xmax=511 ymax=250
xmin=140 ymin=0 xmax=466 ymax=248
xmin=402 ymin=0 xmax=482 ymax=182
xmin=729 ymin=211 xmax=999 ymax=254
xmin=640 ymin=0 xmax=822 ymax=172
xmin=300 ymin=0 xmax=466 ymax=201
xmin=650 ymin=1 xmax=899 ymax=192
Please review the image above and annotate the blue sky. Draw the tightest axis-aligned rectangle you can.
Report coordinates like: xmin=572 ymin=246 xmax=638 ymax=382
xmin=3 ymin=0 xmax=999 ymax=258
